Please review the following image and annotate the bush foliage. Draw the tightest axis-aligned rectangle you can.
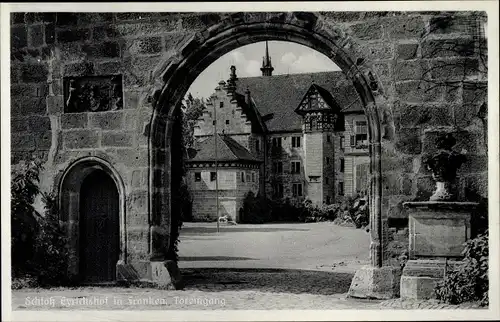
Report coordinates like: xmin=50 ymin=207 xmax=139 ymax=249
xmin=11 ymin=158 xmax=69 ymax=287
xmin=435 ymin=231 xmax=489 ymax=306
xmin=241 ymin=191 xmax=369 ymax=228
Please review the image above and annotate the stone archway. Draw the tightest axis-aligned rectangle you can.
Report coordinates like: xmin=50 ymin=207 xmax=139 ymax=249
xmin=149 ymin=12 xmax=396 ymax=298
xmin=58 ymin=156 xmax=127 ymax=281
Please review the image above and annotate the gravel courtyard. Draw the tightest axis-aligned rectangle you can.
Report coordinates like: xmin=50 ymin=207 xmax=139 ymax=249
xmin=178 ymin=221 xmax=371 ymax=271
xmin=12 ymin=222 xmax=377 ymax=311
xmin=11 ymin=222 xmax=486 ymax=315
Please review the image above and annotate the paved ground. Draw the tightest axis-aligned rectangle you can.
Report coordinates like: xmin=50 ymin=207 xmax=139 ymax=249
xmin=10 ymin=222 xmax=486 ymax=316
xmin=178 ymin=222 xmax=370 ymax=272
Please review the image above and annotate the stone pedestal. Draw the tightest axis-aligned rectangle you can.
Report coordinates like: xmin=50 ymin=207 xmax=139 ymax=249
xmin=117 ymin=259 xmax=184 ymax=290
xmin=400 ymin=201 xmax=478 ymax=300
xmin=400 ymin=259 xmax=461 ymax=300
xmin=348 ymin=266 xmax=401 ymax=299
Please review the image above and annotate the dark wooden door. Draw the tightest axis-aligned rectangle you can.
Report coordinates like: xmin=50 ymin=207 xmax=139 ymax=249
xmin=79 ymin=170 xmax=119 ymax=283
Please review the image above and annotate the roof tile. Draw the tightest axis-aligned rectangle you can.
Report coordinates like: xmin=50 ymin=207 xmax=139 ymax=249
xmin=235 ymin=71 xmax=364 ymax=132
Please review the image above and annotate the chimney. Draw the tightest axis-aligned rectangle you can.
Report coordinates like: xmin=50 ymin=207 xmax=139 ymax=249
xmin=227 ymin=65 xmax=237 ymax=94
xmin=230 ymin=65 xmax=237 ymax=81
xmin=245 ymin=87 xmax=251 ymax=106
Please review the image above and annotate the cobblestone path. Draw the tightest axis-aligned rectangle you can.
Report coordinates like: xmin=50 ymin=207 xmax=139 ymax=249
xmin=13 ymin=268 xmax=384 ymax=310
xmin=12 ymin=268 xmax=486 ymax=311
xmin=378 ymin=298 xmax=486 ymax=310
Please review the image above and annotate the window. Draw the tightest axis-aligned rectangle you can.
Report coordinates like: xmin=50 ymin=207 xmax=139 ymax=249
xmin=210 ymin=172 xmax=217 ymax=181
xmin=326 ymin=177 xmax=329 ymax=184
xmin=291 ymin=161 xmax=301 ymax=174
xmin=194 ymin=172 xmax=201 ymax=182
xmin=225 ymin=120 xmax=229 ymax=125
xmin=326 ymin=196 xmax=331 ymax=204
xmin=273 ymin=162 xmax=283 ymax=174
xmin=327 ymin=134 xmax=331 ymax=143
xmin=340 ymin=158 xmax=345 ymax=173
xmin=251 ymin=172 xmax=255 ymax=182
xmin=255 ymin=139 xmax=260 ymax=152
xmin=355 ymin=121 xmax=368 ymax=147
xmin=338 ymin=182 xmax=344 ymax=196
xmin=356 ymin=134 xmax=368 ymax=147
xmin=292 ymin=136 xmax=301 ymax=148
xmin=292 ymin=183 xmax=303 ymax=197
xmin=273 ymin=183 xmax=284 ymax=198
xmin=241 ymin=171 xmax=245 ymax=182
xmin=350 ymin=135 xmax=355 ymax=147
xmin=246 ymin=172 xmax=251 ymax=182
xmin=220 ymin=102 xmax=224 ymax=108
xmin=340 ymin=136 xmax=345 ymax=150
xmin=272 ymin=137 xmax=282 ymax=148
xmin=355 ymin=121 xmax=368 ymax=134
xmin=213 ymin=120 xmax=216 ymax=125
xmin=326 ymin=157 xmax=331 ymax=165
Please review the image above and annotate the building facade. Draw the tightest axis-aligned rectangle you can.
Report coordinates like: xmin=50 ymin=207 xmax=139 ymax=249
xmin=187 ymin=43 xmax=370 ymax=221
xmin=342 ymin=109 xmax=370 ymax=197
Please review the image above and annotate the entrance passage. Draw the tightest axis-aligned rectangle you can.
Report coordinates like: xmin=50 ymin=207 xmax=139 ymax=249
xmin=79 ymin=170 xmax=120 ymax=282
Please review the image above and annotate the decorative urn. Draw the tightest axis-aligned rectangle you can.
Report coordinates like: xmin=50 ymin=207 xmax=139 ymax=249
xmin=422 ymin=133 xmax=466 ymax=201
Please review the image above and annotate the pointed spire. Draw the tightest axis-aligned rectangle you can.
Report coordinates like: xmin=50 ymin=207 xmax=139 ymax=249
xmin=260 ymin=41 xmax=274 ymax=76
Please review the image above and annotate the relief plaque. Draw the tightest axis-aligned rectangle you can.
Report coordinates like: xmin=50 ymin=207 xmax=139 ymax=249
xmin=63 ymin=75 xmax=123 ymax=113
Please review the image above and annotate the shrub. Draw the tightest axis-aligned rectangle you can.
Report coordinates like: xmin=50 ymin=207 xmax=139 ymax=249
xmin=11 ymin=158 xmax=69 ymax=286
xmin=271 ymin=198 xmax=307 ymax=222
xmin=241 ymin=191 xmax=272 ymax=224
xmin=301 ymin=200 xmax=340 ymax=222
xmin=11 ymin=159 xmax=43 ymax=278
xmin=33 ymin=192 xmax=69 ymax=286
xmin=333 ymin=195 xmax=369 ymax=228
xmin=435 ymin=231 xmax=489 ymax=306
xmin=241 ymin=192 xmax=369 ymax=226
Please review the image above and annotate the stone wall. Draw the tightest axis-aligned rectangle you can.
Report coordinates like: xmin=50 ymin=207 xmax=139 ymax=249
xmin=194 ymin=84 xmax=253 ymax=138
xmin=187 ymin=167 xmax=259 ymax=221
xmin=10 ymin=11 xmax=488 ymax=267
xmin=266 ymin=132 xmax=307 ymax=202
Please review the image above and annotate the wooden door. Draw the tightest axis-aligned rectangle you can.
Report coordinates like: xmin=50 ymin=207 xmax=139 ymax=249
xmin=79 ymin=170 xmax=119 ymax=283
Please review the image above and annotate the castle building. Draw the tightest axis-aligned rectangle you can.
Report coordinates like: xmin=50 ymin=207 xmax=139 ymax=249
xmin=186 ymin=42 xmax=369 ymax=222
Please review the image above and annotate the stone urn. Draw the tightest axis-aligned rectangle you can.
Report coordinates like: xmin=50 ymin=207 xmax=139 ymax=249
xmin=422 ymin=133 xmax=466 ymax=201
xmin=400 ymin=132 xmax=478 ymax=300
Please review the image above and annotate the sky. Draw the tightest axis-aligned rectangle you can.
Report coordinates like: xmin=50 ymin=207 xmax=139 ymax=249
xmin=186 ymin=41 xmax=341 ymax=99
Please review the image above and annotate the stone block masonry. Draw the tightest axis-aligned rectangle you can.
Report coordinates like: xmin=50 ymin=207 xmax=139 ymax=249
xmin=9 ymin=11 xmax=488 ymax=289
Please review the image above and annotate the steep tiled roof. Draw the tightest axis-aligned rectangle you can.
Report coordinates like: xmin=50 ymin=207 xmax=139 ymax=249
xmin=235 ymin=71 xmax=363 ymax=132
xmin=232 ymin=92 xmax=266 ymax=133
xmin=188 ymin=134 xmax=262 ymax=163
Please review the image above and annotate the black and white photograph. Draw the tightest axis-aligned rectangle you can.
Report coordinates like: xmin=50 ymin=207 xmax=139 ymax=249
xmin=1 ymin=2 xmax=499 ymax=321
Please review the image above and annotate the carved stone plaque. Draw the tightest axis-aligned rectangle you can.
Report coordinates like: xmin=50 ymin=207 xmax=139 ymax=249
xmin=63 ymin=75 xmax=123 ymax=113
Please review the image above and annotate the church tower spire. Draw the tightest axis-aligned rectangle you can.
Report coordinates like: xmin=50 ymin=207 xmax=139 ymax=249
xmin=260 ymin=41 xmax=274 ymax=76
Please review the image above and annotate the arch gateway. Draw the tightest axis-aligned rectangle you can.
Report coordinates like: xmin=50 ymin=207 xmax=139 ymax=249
xmin=10 ymin=11 xmax=488 ymax=299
